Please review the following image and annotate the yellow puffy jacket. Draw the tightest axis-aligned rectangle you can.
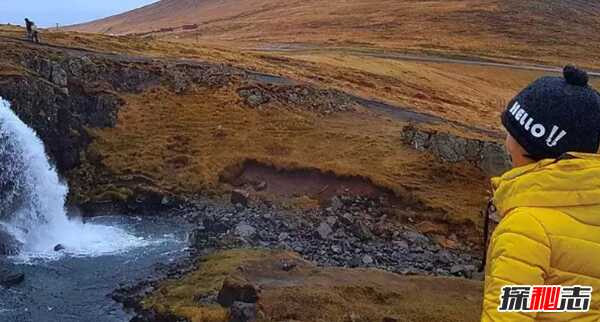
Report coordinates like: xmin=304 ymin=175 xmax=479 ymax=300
xmin=482 ymin=153 xmax=600 ymax=322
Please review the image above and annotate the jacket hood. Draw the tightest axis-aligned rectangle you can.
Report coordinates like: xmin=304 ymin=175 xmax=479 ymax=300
xmin=492 ymin=152 xmax=600 ymax=225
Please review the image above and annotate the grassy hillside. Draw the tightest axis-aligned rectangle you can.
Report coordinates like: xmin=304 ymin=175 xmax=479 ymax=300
xmin=68 ymin=0 xmax=600 ymax=69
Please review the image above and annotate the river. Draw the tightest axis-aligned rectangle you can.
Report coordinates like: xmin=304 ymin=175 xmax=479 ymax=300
xmin=0 ymin=215 xmax=190 ymax=322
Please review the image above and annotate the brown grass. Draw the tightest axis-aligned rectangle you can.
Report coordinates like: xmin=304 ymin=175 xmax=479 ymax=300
xmin=68 ymin=0 xmax=600 ymax=69
xmin=88 ymin=86 xmax=488 ymax=224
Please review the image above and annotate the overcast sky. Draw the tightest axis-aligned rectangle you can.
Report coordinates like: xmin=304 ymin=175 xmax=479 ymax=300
xmin=0 ymin=0 xmax=159 ymax=27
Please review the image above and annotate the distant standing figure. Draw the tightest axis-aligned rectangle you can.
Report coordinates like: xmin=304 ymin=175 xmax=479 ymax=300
xmin=24 ymin=18 xmax=33 ymax=40
xmin=24 ymin=18 xmax=40 ymax=43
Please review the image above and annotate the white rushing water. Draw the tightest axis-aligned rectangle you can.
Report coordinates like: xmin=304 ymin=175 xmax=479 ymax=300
xmin=0 ymin=98 xmax=147 ymax=260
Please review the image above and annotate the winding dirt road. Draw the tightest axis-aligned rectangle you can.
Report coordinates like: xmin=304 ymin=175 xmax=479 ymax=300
xmin=252 ymin=44 xmax=600 ymax=77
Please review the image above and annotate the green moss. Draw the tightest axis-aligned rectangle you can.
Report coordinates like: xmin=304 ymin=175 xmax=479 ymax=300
xmin=93 ymin=186 xmax=134 ymax=202
xmin=143 ymin=249 xmax=271 ymax=322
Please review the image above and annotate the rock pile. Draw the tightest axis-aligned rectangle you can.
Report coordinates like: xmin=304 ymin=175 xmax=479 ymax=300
xmin=186 ymin=196 xmax=481 ymax=278
xmin=238 ymin=84 xmax=356 ymax=114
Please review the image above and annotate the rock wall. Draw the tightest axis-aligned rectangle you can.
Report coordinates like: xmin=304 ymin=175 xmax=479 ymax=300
xmin=401 ymin=125 xmax=511 ymax=176
xmin=0 ymin=49 xmax=239 ymax=172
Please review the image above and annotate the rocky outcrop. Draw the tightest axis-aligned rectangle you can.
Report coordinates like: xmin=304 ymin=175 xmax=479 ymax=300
xmin=238 ymin=84 xmax=356 ymax=114
xmin=0 ymin=267 xmax=24 ymax=287
xmin=0 ymin=226 xmax=21 ymax=256
xmin=401 ymin=125 xmax=511 ymax=176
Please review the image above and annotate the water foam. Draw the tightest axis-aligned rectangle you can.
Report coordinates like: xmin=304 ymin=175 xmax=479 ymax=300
xmin=0 ymin=98 xmax=147 ymax=260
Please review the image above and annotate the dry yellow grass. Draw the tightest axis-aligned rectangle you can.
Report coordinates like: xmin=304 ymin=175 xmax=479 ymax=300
xmin=142 ymin=249 xmax=267 ymax=322
xmin=69 ymin=0 xmax=600 ymax=69
xmin=87 ymin=85 xmax=487 ymax=224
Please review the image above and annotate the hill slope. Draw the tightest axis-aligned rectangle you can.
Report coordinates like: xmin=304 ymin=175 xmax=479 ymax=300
xmin=68 ymin=0 xmax=600 ymax=68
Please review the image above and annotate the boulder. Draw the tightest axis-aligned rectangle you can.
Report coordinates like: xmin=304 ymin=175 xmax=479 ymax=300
xmin=0 ymin=268 xmax=24 ymax=287
xmin=217 ymin=276 xmax=259 ymax=307
xmin=235 ymin=223 xmax=257 ymax=239
xmin=450 ymin=264 xmax=477 ymax=278
xmin=351 ymin=221 xmax=374 ymax=241
xmin=316 ymin=222 xmax=333 ymax=240
xmin=0 ymin=227 xmax=21 ymax=256
xmin=51 ymin=63 xmax=68 ymax=88
xmin=362 ymin=255 xmax=374 ymax=265
xmin=231 ymin=189 xmax=250 ymax=207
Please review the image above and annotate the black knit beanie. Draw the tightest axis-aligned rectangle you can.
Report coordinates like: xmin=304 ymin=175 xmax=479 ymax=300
xmin=502 ymin=65 xmax=600 ymax=160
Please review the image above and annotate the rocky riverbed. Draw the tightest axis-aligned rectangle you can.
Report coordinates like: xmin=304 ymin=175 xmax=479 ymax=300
xmin=186 ymin=196 xmax=481 ymax=277
xmin=110 ymin=193 xmax=483 ymax=322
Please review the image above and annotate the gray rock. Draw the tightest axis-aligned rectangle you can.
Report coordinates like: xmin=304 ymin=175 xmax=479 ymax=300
xmin=326 ymin=216 xmax=337 ymax=227
xmin=247 ymin=94 xmax=266 ymax=107
xmin=402 ymin=126 xmax=510 ymax=176
xmin=479 ymin=142 xmax=511 ymax=176
xmin=316 ymin=222 xmax=333 ymax=240
xmin=0 ymin=268 xmax=24 ymax=287
xmin=352 ymin=221 xmax=374 ymax=241
xmin=238 ymin=89 xmax=251 ymax=98
xmin=51 ymin=63 xmax=68 ymax=87
xmin=436 ymin=250 xmax=453 ymax=265
xmin=330 ymin=196 xmax=343 ymax=212
xmin=450 ymin=264 xmax=476 ymax=278
xmin=235 ymin=223 xmax=256 ymax=239
xmin=340 ymin=213 xmax=354 ymax=225
xmin=430 ymin=133 xmax=468 ymax=163
xmin=67 ymin=59 xmax=83 ymax=77
xmin=349 ymin=256 xmax=362 ymax=268
xmin=411 ymin=131 xmax=431 ymax=151
xmin=229 ymin=301 xmax=257 ymax=322
xmin=401 ymin=230 xmax=429 ymax=244
xmin=362 ymin=255 xmax=374 ymax=265
xmin=393 ymin=239 xmax=409 ymax=249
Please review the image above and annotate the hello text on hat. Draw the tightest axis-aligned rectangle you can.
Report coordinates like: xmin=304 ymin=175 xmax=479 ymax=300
xmin=506 ymin=101 xmax=568 ymax=148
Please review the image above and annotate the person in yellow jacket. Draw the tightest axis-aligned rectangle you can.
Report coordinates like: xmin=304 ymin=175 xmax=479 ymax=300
xmin=482 ymin=65 xmax=600 ymax=322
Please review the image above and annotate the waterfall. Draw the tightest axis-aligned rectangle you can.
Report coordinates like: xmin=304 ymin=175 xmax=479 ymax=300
xmin=0 ymin=97 xmax=146 ymax=260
